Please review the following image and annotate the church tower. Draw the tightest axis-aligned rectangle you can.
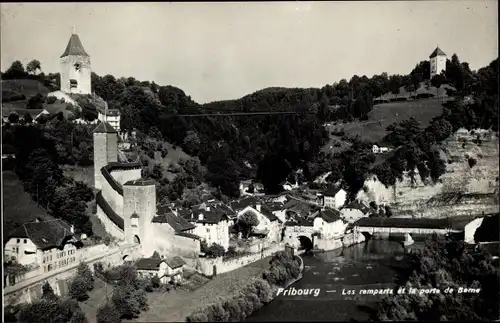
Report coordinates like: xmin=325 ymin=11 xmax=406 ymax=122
xmin=429 ymin=46 xmax=447 ymax=80
xmin=93 ymin=122 xmax=118 ymax=190
xmin=60 ymin=34 xmax=92 ymax=94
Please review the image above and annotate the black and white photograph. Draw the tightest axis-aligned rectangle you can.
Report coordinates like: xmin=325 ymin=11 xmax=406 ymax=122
xmin=1 ymin=1 xmax=499 ymax=322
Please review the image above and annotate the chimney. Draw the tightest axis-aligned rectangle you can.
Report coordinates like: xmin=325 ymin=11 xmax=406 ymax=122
xmin=206 ymin=206 xmax=210 ymax=211
xmin=198 ymin=213 xmax=204 ymax=221
xmin=256 ymin=204 xmax=261 ymax=212
xmin=70 ymin=225 xmax=75 ymax=234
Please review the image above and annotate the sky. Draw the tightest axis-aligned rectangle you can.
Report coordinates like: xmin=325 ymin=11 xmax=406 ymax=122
xmin=1 ymin=1 xmax=498 ymax=103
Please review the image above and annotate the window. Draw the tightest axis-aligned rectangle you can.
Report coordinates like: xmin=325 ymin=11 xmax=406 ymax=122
xmin=23 ymin=239 xmax=27 ymax=244
xmin=206 ymin=228 xmax=210 ymax=233
xmin=17 ymin=239 xmax=20 ymax=243
xmin=148 ymin=201 xmax=151 ymax=207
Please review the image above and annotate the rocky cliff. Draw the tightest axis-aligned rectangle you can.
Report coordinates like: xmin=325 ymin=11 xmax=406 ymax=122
xmin=357 ymin=129 xmax=499 ymax=218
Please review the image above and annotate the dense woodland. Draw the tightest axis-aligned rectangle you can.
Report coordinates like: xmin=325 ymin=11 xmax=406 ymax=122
xmin=375 ymin=234 xmax=499 ymax=321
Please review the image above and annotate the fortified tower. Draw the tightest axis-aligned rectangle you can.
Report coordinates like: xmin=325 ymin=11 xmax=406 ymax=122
xmin=429 ymin=46 xmax=447 ymax=79
xmin=60 ymin=34 xmax=92 ymax=94
xmin=123 ymin=180 xmax=157 ymax=252
xmin=93 ymin=122 xmax=118 ymax=190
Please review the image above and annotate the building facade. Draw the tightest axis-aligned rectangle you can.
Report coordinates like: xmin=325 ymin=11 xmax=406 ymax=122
xmin=60 ymin=34 xmax=92 ymax=95
xmin=429 ymin=46 xmax=447 ymax=79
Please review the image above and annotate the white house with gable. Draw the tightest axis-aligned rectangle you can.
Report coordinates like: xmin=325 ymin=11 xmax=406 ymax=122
xmin=313 ymin=209 xmax=347 ymax=239
xmin=230 ymin=197 xmax=283 ymax=243
xmin=319 ymin=187 xmax=347 ymax=209
xmin=4 ymin=219 xmax=80 ymax=273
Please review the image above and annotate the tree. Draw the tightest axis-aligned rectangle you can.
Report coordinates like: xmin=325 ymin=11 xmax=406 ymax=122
xmin=96 ymin=302 xmax=121 ymax=323
xmin=24 ymin=112 xmax=33 ymax=124
xmin=27 ymin=93 xmax=45 ymax=110
xmin=69 ymin=276 xmax=90 ymax=301
xmin=4 ymin=60 xmax=26 ymax=79
xmin=80 ymin=102 xmax=98 ymax=121
xmin=41 ymin=281 xmax=59 ymax=302
xmin=76 ymin=262 xmax=94 ymax=291
xmin=431 ymin=73 xmax=447 ymax=97
xmin=69 ymin=308 xmax=88 ymax=323
xmin=26 ymin=59 xmax=42 ymax=74
xmin=238 ymin=212 xmax=259 ymax=238
xmin=8 ymin=112 xmax=19 ymax=124
xmin=151 ymin=275 xmax=161 ymax=288
xmin=206 ymin=243 xmax=226 ymax=258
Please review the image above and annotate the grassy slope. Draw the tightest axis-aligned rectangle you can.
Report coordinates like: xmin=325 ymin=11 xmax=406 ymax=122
xmin=2 ymin=171 xmax=55 ymax=243
xmin=132 ymin=256 xmax=272 ymax=322
xmin=1 ymin=79 xmax=51 ymax=97
xmin=330 ymin=98 xmax=444 ymax=143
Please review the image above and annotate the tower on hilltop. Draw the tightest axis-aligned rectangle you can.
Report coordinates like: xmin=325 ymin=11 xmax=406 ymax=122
xmin=429 ymin=46 xmax=447 ymax=80
xmin=93 ymin=122 xmax=118 ymax=190
xmin=60 ymin=33 xmax=92 ymax=95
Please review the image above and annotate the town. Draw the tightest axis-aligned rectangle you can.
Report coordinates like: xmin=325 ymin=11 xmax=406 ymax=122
xmin=2 ymin=2 xmax=499 ymax=323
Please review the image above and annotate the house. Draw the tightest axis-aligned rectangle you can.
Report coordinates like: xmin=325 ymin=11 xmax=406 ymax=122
xmin=281 ymin=181 xmax=299 ymax=191
xmin=233 ymin=201 xmax=283 ymax=242
xmin=313 ymin=209 xmax=347 ymax=239
xmin=340 ymin=201 xmax=371 ymax=223
xmin=184 ymin=204 xmax=231 ymax=250
xmin=97 ymin=103 xmax=121 ymax=133
xmin=4 ymin=219 xmax=79 ymax=272
xmin=135 ymin=255 xmax=186 ymax=284
xmin=319 ymin=187 xmax=346 ymax=209
xmin=239 ymin=180 xmax=265 ymax=196
xmin=372 ymin=144 xmax=391 ymax=154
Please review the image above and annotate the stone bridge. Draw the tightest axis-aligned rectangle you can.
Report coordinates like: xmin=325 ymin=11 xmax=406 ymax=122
xmin=4 ymin=243 xmax=141 ymax=307
xmin=353 ymin=217 xmax=472 ymax=240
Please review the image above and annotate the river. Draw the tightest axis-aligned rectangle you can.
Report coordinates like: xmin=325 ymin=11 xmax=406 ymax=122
xmin=246 ymin=240 xmax=423 ymax=322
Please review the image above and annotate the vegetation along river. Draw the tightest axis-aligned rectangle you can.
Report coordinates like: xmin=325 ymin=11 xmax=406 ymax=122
xmin=246 ymin=239 xmax=425 ymax=322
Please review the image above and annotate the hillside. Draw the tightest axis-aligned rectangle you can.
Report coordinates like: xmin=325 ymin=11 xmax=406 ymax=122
xmin=1 ymin=79 xmax=50 ymax=98
xmin=328 ymin=98 xmax=445 ymax=143
xmin=2 ymin=171 xmax=55 ymax=243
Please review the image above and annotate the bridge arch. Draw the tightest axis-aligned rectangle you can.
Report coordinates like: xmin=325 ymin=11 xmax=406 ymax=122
xmin=298 ymin=235 xmax=314 ymax=251
xmin=133 ymin=235 xmax=141 ymax=244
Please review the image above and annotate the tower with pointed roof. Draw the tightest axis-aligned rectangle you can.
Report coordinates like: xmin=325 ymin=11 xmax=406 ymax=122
xmin=93 ymin=122 xmax=118 ymax=190
xmin=60 ymin=34 xmax=92 ymax=94
xmin=429 ymin=46 xmax=447 ymax=79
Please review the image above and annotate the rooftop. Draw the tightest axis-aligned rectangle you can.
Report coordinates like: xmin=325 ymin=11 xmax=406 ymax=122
xmin=316 ymin=209 xmax=342 ymax=223
xmin=10 ymin=219 xmax=75 ymax=250
xmin=323 ymin=186 xmax=343 ymax=197
xmin=429 ymin=46 xmax=446 ymax=58
xmin=93 ymin=121 xmax=118 ymax=133
xmin=60 ymin=34 xmax=89 ymax=58
xmin=124 ymin=179 xmax=156 ymax=186
xmin=135 ymin=257 xmax=163 ymax=271
xmin=343 ymin=201 xmax=371 ymax=214
xmin=152 ymin=211 xmax=196 ymax=232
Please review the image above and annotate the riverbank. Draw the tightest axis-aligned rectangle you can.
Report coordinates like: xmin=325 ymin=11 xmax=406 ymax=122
xmin=185 ymin=253 xmax=304 ymax=322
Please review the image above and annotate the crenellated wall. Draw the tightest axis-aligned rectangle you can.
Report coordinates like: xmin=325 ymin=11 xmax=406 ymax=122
xmin=357 ymin=129 xmax=499 ymax=218
xmin=111 ymin=169 xmax=142 ymax=186
xmin=196 ymin=243 xmax=284 ymax=276
xmin=150 ymin=224 xmax=200 ymax=260
xmin=95 ymin=205 xmax=125 ymax=240
xmin=100 ymin=178 xmax=124 ymax=217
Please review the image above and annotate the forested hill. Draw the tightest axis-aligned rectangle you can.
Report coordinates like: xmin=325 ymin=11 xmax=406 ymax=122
xmin=2 ymin=54 xmax=497 ymax=199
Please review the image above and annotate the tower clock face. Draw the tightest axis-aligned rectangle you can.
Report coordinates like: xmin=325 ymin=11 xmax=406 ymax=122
xmin=74 ymin=62 xmax=81 ymax=71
